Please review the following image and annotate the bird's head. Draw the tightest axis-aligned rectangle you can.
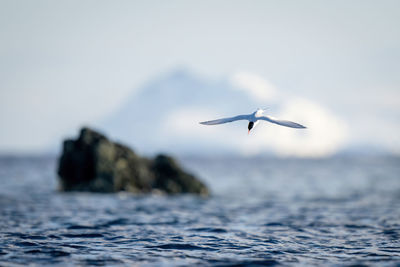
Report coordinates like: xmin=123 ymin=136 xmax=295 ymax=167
xmin=247 ymin=121 xmax=254 ymax=134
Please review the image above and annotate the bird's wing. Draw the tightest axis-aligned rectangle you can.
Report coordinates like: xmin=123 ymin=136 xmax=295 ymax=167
xmin=258 ymin=115 xmax=306 ymax=129
xmin=200 ymin=114 xmax=250 ymax=125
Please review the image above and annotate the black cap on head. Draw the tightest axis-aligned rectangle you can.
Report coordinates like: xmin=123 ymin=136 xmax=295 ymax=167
xmin=248 ymin=122 xmax=254 ymax=131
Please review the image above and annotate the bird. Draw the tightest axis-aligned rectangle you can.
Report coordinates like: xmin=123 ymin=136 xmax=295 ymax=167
xmin=199 ymin=108 xmax=306 ymax=134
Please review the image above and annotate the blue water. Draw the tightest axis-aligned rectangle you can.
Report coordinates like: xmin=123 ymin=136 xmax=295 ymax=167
xmin=0 ymin=155 xmax=399 ymax=266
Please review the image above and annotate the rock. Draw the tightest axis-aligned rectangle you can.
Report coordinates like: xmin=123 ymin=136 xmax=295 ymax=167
xmin=152 ymin=155 xmax=209 ymax=195
xmin=58 ymin=127 xmax=209 ymax=196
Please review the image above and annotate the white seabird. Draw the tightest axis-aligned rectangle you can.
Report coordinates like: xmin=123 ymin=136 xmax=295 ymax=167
xmin=200 ymin=108 xmax=306 ymax=134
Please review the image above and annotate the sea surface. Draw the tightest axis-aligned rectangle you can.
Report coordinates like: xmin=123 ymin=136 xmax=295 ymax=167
xmin=0 ymin=155 xmax=399 ymax=266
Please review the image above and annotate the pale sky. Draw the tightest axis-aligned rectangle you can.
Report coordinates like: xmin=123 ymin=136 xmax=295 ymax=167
xmin=0 ymin=0 xmax=399 ymax=154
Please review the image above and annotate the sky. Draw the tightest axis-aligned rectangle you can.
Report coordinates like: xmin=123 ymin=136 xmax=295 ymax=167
xmin=0 ymin=0 xmax=399 ymax=155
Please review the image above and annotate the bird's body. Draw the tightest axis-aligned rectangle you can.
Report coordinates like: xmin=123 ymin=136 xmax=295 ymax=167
xmin=200 ymin=108 xmax=306 ymax=133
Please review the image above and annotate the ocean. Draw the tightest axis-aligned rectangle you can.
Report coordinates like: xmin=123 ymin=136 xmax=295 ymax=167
xmin=0 ymin=155 xmax=399 ymax=266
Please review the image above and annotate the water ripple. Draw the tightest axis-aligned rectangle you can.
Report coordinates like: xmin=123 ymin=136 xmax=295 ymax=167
xmin=0 ymin=156 xmax=399 ymax=266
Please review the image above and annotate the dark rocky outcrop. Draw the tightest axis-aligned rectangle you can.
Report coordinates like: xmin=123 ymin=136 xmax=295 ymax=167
xmin=58 ymin=127 xmax=209 ymax=196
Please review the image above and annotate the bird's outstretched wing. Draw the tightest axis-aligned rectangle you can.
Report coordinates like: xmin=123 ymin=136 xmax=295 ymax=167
xmin=200 ymin=114 xmax=250 ymax=125
xmin=258 ymin=115 xmax=306 ymax=129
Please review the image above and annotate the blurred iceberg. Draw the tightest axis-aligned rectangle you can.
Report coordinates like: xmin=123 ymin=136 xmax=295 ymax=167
xmin=101 ymin=69 xmax=348 ymax=157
